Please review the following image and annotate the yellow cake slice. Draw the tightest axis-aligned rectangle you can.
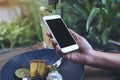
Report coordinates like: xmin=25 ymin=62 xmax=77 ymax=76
xmin=30 ymin=59 xmax=50 ymax=78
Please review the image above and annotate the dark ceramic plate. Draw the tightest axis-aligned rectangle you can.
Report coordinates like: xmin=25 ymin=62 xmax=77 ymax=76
xmin=1 ymin=49 xmax=85 ymax=80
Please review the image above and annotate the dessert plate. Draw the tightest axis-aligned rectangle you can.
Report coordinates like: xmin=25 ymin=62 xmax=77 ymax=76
xmin=1 ymin=49 xmax=85 ymax=80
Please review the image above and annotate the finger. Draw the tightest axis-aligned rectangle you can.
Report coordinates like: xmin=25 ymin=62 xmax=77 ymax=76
xmin=51 ymin=38 xmax=57 ymax=48
xmin=56 ymin=45 xmax=61 ymax=53
xmin=56 ymin=45 xmax=63 ymax=56
xmin=69 ymin=29 xmax=81 ymax=40
xmin=46 ymin=32 xmax=53 ymax=38
xmin=69 ymin=29 xmax=84 ymax=43
xmin=51 ymin=39 xmax=63 ymax=57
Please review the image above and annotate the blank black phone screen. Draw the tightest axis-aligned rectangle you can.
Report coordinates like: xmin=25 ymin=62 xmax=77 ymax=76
xmin=46 ymin=18 xmax=76 ymax=48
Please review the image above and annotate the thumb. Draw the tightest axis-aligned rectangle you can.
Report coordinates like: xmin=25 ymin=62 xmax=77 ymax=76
xmin=69 ymin=29 xmax=81 ymax=41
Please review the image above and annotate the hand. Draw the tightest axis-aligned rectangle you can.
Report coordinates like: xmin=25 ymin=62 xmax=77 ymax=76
xmin=47 ymin=29 xmax=120 ymax=71
xmin=47 ymin=29 xmax=94 ymax=65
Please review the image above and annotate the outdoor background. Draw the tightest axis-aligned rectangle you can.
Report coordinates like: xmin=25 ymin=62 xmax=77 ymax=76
xmin=0 ymin=0 xmax=120 ymax=80
xmin=0 ymin=0 xmax=120 ymax=50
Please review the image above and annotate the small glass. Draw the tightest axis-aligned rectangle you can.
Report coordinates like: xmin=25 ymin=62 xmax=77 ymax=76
xmin=40 ymin=17 xmax=53 ymax=48
xmin=39 ymin=2 xmax=52 ymax=48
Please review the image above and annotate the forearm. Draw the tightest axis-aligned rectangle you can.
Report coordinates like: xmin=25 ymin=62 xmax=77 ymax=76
xmin=87 ymin=50 xmax=120 ymax=71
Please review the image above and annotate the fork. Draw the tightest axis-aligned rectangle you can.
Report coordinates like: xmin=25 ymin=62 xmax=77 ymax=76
xmin=53 ymin=58 xmax=62 ymax=68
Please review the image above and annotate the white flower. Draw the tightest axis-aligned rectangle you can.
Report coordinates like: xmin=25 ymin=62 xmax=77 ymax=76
xmin=40 ymin=7 xmax=47 ymax=12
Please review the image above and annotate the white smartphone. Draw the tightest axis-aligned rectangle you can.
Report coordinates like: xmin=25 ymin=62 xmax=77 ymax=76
xmin=42 ymin=15 xmax=79 ymax=53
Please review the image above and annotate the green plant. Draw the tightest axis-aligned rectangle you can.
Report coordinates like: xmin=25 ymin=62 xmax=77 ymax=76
xmin=0 ymin=0 xmax=60 ymax=48
xmin=9 ymin=0 xmax=43 ymax=42
xmin=87 ymin=0 xmax=120 ymax=44
xmin=61 ymin=0 xmax=120 ymax=44
xmin=0 ymin=17 xmax=41 ymax=48
xmin=0 ymin=0 xmax=49 ymax=48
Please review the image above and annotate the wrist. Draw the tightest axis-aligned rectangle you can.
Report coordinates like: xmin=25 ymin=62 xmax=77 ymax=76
xmin=85 ymin=49 xmax=96 ymax=66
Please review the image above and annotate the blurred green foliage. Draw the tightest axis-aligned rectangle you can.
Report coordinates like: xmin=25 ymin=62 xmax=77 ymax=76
xmin=1 ymin=0 xmax=120 ymax=48
xmin=0 ymin=17 xmax=42 ymax=48
xmin=0 ymin=0 xmax=60 ymax=48
xmin=0 ymin=0 xmax=44 ymax=48
xmin=61 ymin=0 xmax=120 ymax=44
